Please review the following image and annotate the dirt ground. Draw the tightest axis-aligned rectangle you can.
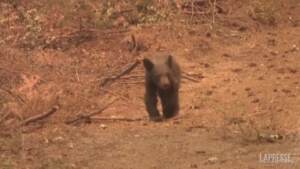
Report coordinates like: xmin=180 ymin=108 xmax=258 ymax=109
xmin=0 ymin=1 xmax=300 ymax=169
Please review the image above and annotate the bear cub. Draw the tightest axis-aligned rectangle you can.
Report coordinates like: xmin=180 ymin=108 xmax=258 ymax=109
xmin=143 ymin=54 xmax=181 ymax=121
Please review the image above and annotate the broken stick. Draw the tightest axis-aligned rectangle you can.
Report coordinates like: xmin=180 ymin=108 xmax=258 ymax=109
xmin=181 ymin=71 xmax=204 ymax=83
xmin=92 ymin=117 xmax=143 ymax=122
xmin=182 ymin=74 xmax=202 ymax=83
xmin=65 ymin=98 xmax=119 ymax=125
xmin=0 ymin=87 xmax=26 ymax=104
xmin=21 ymin=105 xmax=59 ymax=126
xmin=0 ymin=112 xmax=10 ymax=124
xmin=100 ymin=60 xmax=141 ymax=86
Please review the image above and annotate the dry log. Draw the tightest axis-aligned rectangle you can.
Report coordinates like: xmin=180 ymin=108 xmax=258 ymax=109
xmin=21 ymin=105 xmax=59 ymax=126
xmin=92 ymin=117 xmax=143 ymax=122
xmin=65 ymin=98 xmax=118 ymax=125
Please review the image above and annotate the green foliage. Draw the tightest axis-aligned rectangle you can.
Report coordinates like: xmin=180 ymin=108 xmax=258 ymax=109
xmin=136 ymin=0 xmax=153 ymax=12
xmin=95 ymin=1 xmax=118 ymax=28
xmin=96 ymin=0 xmax=170 ymax=27
xmin=135 ymin=0 xmax=169 ymax=23
xmin=21 ymin=8 xmax=43 ymax=47
xmin=250 ymin=0 xmax=280 ymax=25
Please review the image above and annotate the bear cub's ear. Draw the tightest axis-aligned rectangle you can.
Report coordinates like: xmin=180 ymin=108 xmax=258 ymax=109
xmin=143 ymin=58 xmax=154 ymax=71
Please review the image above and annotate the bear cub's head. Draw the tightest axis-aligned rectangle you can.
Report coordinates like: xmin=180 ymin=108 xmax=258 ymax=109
xmin=143 ymin=55 xmax=176 ymax=90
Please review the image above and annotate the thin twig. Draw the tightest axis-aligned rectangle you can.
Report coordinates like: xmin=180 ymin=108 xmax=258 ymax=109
xmin=67 ymin=28 xmax=129 ymax=38
xmin=65 ymin=98 xmax=119 ymax=125
xmin=118 ymin=81 xmax=144 ymax=85
xmin=209 ymin=0 xmax=217 ymax=30
xmin=182 ymin=74 xmax=203 ymax=83
xmin=120 ymin=74 xmax=144 ymax=80
xmin=0 ymin=112 xmax=10 ymax=124
xmin=191 ymin=0 xmax=195 ymax=21
xmin=0 ymin=87 xmax=26 ymax=104
xmin=99 ymin=88 xmax=144 ymax=110
xmin=100 ymin=60 xmax=141 ymax=86
xmin=99 ymin=88 xmax=135 ymax=102
xmin=182 ymin=70 xmax=203 ymax=76
xmin=21 ymin=105 xmax=59 ymax=126
xmin=75 ymin=68 xmax=80 ymax=82
xmin=92 ymin=117 xmax=143 ymax=122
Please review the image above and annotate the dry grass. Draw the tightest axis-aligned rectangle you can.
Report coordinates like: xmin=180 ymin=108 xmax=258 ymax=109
xmin=249 ymin=0 xmax=281 ymax=25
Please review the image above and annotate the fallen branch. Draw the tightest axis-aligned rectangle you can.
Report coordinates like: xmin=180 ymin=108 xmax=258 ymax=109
xmin=86 ymin=28 xmax=129 ymax=35
xmin=181 ymin=71 xmax=204 ymax=82
xmin=99 ymin=88 xmax=144 ymax=112
xmin=118 ymin=81 xmax=144 ymax=85
xmin=21 ymin=105 xmax=59 ymax=126
xmin=100 ymin=60 xmax=141 ymax=86
xmin=100 ymin=88 xmax=129 ymax=101
xmin=0 ymin=112 xmax=10 ymax=124
xmin=99 ymin=88 xmax=144 ymax=104
xmin=120 ymin=74 xmax=144 ymax=80
xmin=182 ymin=70 xmax=204 ymax=77
xmin=92 ymin=117 xmax=143 ymax=122
xmin=182 ymin=74 xmax=202 ymax=83
xmin=65 ymin=98 xmax=119 ymax=125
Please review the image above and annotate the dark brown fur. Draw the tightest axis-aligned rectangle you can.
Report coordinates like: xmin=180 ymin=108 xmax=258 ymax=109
xmin=143 ymin=54 xmax=181 ymax=121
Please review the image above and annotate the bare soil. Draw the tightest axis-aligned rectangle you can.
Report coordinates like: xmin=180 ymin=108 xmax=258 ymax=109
xmin=0 ymin=1 xmax=300 ymax=169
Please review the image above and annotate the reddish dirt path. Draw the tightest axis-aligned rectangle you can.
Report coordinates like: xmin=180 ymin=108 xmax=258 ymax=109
xmin=1 ymin=1 xmax=299 ymax=168
xmin=21 ymin=23 xmax=300 ymax=169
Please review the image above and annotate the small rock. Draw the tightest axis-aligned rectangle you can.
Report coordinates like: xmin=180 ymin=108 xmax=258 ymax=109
xmin=291 ymin=44 xmax=299 ymax=52
xmin=190 ymin=105 xmax=200 ymax=110
xmin=68 ymin=142 xmax=74 ymax=149
xmin=207 ymin=157 xmax=218 ymax=164
xmin=258 ymin=133 xmax=283 ymax=143
xmin=53 ymin=136 xmax=64 ymax=142
xmin=100 ymin=124 xmax=107 ymax=129
xmin=270 ymin=51 xmax=279 ymax=56
xmin=44 ymin=138 xmax=49 ymax=144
